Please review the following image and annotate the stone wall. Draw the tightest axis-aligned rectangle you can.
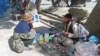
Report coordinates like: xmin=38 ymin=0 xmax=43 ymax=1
xmin=85 ymin=0 xmax=100 ymax=36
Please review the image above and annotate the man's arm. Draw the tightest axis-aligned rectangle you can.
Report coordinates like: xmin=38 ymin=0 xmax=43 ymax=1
xmin=72 ymin=24 xmax=78 ymax=37
xmin=64 ymin=24 xmax=78 ymax=38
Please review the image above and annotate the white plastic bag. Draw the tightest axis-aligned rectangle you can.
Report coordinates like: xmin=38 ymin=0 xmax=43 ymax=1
xmin=78 ymin=24 xmax=89 ymax=37
xmin=75 ymin=42 xmax=98 ymax=56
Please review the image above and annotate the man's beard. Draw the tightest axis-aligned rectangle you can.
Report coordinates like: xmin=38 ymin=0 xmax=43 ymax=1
xmin=64 ymin=21 xmax=70 ymax=24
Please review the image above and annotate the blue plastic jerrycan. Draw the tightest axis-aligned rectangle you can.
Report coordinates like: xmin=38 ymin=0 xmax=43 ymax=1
xmin=33 ymin=12 xmax=40 ymax=22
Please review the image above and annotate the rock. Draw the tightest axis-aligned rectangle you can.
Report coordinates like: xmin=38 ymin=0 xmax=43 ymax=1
xmin=85 ymin=0 xmax=100 ymax=36
xmin=68 ymin=8 xmax=88 ymax=20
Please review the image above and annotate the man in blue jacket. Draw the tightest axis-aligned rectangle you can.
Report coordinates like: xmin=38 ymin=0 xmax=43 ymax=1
xmin=13 ymin=13 xmax=36 ymax=47
xmin=14 ymin=14 xmax=33 ymax=34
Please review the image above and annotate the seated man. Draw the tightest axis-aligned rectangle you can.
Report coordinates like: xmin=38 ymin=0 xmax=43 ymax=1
xmin=13 ymin=13 xmax=36 ymax=46
xmin=62 ymin=13 xmax=89 ymax=43
xmin=62 ymin=14 xmax=75 ymax=37
xmin=62 ymin=13 xmax=78 ymax=44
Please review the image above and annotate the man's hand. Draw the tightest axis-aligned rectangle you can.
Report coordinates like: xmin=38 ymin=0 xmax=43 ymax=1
xmin=31 ymin=28 xmax=35 ymax=31
xmin=62 ymin=31 xmax=68 ymax=35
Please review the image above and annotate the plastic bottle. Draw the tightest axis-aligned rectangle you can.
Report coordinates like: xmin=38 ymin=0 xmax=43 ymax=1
xmin=44 ymin=33 xmax=50 ymax=43
xmin=39 ymin=35 xmax=44 ymax=44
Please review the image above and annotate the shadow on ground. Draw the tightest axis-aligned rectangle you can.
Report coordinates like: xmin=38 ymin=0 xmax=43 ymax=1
xmin=41 ymin=6 xmax=58 ymax=13
xmin=8 ymin=36 xmax=16 ymax=52
xmin=0 ymin=9 xmax=16 ymax=29
xmin=39 ymin=11 xmax=65 ymax=31
xmin=41 ymin=18 xmax=64 ymax=30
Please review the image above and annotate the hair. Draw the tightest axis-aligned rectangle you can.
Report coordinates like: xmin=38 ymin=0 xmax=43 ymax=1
xmin=77 ymin=19 xmax=80 ymax=23
xmin=64 ymin=13 xmax=72 ymax=19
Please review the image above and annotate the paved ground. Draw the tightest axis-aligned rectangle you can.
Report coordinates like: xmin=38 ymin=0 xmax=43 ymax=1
xmin=0 ymin=0 xmax=97 ymax=56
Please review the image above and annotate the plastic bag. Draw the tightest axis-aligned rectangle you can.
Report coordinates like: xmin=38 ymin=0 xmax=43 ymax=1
xmin=75 ymin=42 xmax=98 ymax=56
xmin=13 ymin=39 xmax=24 ymax=53
xmin=0 ymin=0 xmax=9 ymax=18
xmin=89 ymin=35 xmax=99 ymax=44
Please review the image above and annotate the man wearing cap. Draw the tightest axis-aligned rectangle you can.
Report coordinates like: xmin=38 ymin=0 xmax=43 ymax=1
xmin=13 ymin=13 xmax=36 ymax=46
